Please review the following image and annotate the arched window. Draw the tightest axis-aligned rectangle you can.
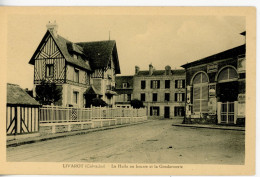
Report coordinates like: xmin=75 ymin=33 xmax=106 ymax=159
xmin=193 ymin=72 xmax=208 ymax=113
xmin=218 ymin=67 xmax=238 ymax=83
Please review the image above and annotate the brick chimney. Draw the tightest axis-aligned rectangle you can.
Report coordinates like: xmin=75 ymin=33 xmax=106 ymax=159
xmin=135 ymin=66 xmax=140 ymax=74
xmin=165 ymin=65 xmax=171 ymax=75
xmin=46 ymin=21 xmax=58 ymax=37
xmin=149 ymin=64 xmax=153 ymax=75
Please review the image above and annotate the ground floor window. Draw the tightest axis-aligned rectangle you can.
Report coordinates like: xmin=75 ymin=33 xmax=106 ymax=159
xmin=174 ymin=106 xmax=184 ymax=117
xmin=73 ymin=91 xmax=79 ymax=104
xmin=150 ymin=106 xmax=160 ymax=116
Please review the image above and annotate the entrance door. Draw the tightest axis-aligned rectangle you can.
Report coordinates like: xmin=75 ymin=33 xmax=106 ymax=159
xmin=219 ymin=102 xmax=237 ymax=124
xmin=164 ymin=107 xmax=170 ymax=118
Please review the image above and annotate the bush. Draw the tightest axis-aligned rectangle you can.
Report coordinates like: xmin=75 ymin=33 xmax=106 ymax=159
xmin=130 ymin=99 xmax=144 ymax=109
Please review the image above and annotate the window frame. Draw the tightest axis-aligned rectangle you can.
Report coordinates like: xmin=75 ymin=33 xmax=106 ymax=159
xmin=74 ymin=68 xmax=79 ymax=83
xmin=46 ymin=64 xmax=54 ymax=78
xmin=152 ymin=93 xmax=158 ymax=102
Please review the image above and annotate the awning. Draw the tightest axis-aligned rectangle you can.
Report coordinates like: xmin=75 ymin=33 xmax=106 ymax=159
xmin=84 ymin=85 xmax=102 ymax=95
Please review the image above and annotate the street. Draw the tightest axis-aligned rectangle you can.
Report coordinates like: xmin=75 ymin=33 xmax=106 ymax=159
xmin=7 ymin=119 xmax=245 ymax=164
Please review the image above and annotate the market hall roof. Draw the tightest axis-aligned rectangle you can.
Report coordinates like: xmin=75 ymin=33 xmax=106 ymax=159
xmin=7 ymin=83 xmax=40 ymax=106
xmin=181 ymin=44 xmax=245 ymax=69
xmin=29 ymin=30 xmax=120 ymax=74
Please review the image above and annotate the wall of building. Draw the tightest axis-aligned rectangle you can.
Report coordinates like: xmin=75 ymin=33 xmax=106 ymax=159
xmin=133 ymin=74 xmax=186 ymax=118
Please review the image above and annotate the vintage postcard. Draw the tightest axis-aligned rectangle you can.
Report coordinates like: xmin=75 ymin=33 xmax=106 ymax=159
xmin=0 ymin=7 xmax=256 ymax=176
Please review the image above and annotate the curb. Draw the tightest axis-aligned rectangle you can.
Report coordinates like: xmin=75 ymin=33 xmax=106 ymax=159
xmin=7 ymin=120 xmax=151 ymax=148
xmin=172 ymin=124 xmax=245 ymax=131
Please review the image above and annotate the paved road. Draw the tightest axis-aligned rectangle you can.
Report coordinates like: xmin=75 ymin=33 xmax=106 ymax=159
xmin=7 ymin=119 xmax=245 ymax=164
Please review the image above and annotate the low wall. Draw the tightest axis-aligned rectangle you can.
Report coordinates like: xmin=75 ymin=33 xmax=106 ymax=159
xmin=40 ymin=116 xmax=147 ymax=134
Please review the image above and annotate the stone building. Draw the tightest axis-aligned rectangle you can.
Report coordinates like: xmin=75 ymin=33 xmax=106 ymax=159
xmin=181 ymin=35 xmax=246 ymax=125
xmin=132 ymin=64 xmax=186 ymax=118
xmin=29 ymin=22 xmax=120 ymax=108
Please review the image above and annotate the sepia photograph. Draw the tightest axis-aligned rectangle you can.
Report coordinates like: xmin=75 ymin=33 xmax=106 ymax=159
xmin=0 ymin=6 xmax=256 ymax=176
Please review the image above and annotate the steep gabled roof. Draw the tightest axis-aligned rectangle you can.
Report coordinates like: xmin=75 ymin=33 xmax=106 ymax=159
xmin=181 ymin=44 xmax=245 ymax=69
xmin=7 ymin=83 xmax=40 ymax=106
xmin=29 ymin=30 xmax=91 ymax=71
xmin=76 ymin=40 xmax=121 ymax=74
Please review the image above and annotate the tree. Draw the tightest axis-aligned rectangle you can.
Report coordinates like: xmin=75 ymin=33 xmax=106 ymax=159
xmin=35 ymin=80 xmax=62 ymax=105
xmin=130 ymin=99 xmax=144 ymax=109
xmin=91 ymin=98 xmax=107 ymax=107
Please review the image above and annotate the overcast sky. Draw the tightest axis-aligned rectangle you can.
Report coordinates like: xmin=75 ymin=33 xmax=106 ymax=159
xmin=7 ymin=15 xmax=245 ymax=89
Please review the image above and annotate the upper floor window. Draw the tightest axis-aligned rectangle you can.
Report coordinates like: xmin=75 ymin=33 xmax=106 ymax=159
xmin=165 ymin=80 xmax=170 ymax=89
xmin=122 ymin=83 xmax=128 ymax=89
xmin=141 ymin=93 xmax=146 ymax=102
xmin=74 ymin=68 xmax=79 ymax=83
xmin=175 ymin=80 xmax=185 ymax=89
xmin=46 ymin=64 xmax=54 ymax=77
xmin=151 ymin=80 xmax=160 ymax=89
xmin=141 ymin=80 xmax=146 ymax=89
xmin=175 ymin=93 xmax=185 ymax=102
xmin=152 ymin=93 xmax=158 ymax=102
xmin=165 ymin=93 xmax=170 ymax=101
xmin=127 ymin=94 xmax=131 ymax=101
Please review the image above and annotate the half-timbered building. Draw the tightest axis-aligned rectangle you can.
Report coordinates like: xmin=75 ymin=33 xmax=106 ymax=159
xmin=29 ymin=22 xmax=120 ymax=108
xmin=6 ymin=83 xmax=41 ymax=136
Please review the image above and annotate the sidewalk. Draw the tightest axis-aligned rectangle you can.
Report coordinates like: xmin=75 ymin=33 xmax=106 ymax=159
xmin=7 ymin=120 xmax=150 ymax=148
xmin=172 ymin=123 xmax=245 ymax=131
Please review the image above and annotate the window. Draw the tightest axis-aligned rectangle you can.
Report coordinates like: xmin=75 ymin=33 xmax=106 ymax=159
xmin=165 ymin=80 xmax=170 ymax=89
xmin=73 ymin=91 xmax=79 ymax=104
xmin=175 ymin=93 xmax=185 ymax=102
xmin=141 ymin=80 xmax=146 ymax=89
xmin=74 ymin=68 xmax=79 ymax=83
xmin=151 ymin=80 xmax=160 ymax=89
xmin=46 ymin=64 xmax=54 ymax=77
xmin=122 ymin=83 xmax=128 ymax=89
xmin=193 ymin=72 xmax=208 ymax=113
xmin=152 ymin=93 xmax=158 ymax=102
xmin=165 ymin=93 xmax=170 ymax=101
xmin=150 ymin=106 xmax=160 ymax=116
xmin=218 ymin=67 xmax=238 ymax=83
xmin=141 ymin=93 xmax=146 ymax=101
xmin=127 ymin=94 xmax=131 ymax=101
xmin=175 ymin=80 xmax=185 ymax=88
xmin=86 ymin=73 xmax=90 ymax=85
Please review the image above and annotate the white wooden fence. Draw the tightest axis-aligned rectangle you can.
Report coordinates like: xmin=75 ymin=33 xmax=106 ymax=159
xmin=40 ymin=105 xmax=146 ymax=123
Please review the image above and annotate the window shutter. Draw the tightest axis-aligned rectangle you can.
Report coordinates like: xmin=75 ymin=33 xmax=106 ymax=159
xmin=158 ymin=107 xmax=160 ymax=116
xmin=182 ymin=93 xmax=185 ymax=101
xmin=175 ymin=80 xmax=178 ymax=88
xmin=182 ymin=80 xmax=185 ymax=88
xmin=150 ymin=81 xmax=153 ymax=88
xmin=175 ymin=93 xmax=177 ymax=101
xmin=158 ymin=80 xmax=160 ymax=88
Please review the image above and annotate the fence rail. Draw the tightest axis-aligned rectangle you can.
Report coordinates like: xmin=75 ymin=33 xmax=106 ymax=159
xmin=40 ymin=105 xmax=146 ymax=123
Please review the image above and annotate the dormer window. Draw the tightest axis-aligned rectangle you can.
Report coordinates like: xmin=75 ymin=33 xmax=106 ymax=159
xmin=122 ymin=83 xmax=128 ymax=89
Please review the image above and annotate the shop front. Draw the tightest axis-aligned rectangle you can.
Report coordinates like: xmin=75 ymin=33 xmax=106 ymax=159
xmin=182 ymin=44 xmax=245 ymax=125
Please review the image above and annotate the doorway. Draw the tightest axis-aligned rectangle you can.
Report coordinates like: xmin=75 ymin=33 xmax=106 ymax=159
xmin=164 ymin=107 xmax=170 ymax=118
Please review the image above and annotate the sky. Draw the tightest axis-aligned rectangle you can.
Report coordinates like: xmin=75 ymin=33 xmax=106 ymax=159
xmin=7 ymin=15 xmax=245 ymax=89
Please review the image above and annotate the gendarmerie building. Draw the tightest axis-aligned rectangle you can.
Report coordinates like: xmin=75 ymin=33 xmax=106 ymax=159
xmin=181 ymin=32 xmax=246 ymax=125
xmin=133 ymin=64 xmax=186 ymax=118
xmin=29 ymin=22 xmax=120 ymax=108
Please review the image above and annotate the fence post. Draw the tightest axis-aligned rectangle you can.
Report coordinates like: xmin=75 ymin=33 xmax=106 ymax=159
xmin=51 ymin=105 xmax=54 ymax=123
xmin=90 ymin=105 xmax=93 ymax=121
